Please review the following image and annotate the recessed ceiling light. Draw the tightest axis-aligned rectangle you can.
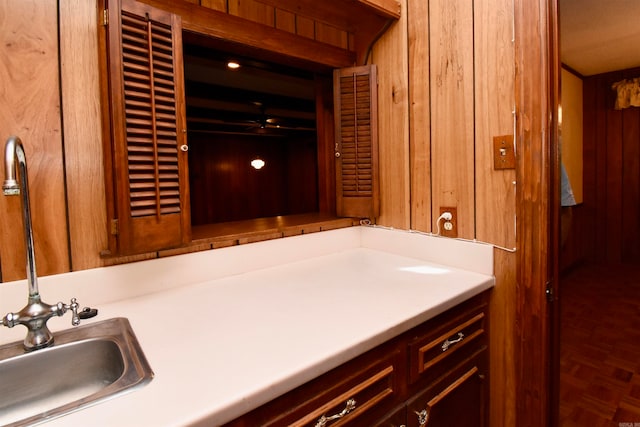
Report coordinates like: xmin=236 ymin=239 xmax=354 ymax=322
xmin=227 ymin=61 xmax=240 ymax=69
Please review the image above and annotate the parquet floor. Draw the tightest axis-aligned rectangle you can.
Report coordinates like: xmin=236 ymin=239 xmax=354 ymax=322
xmin=560 ymin=264 xmax=640 ymax=427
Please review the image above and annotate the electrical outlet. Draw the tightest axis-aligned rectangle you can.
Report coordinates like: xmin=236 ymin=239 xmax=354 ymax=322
xmin=439 ymin=207 xmax=458 ymax=238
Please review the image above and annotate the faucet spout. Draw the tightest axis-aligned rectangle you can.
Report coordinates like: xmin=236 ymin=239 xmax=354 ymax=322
xmin=2 ymin=136 xmax=98 ymax=351
xmin=3 ymin=136 xmax=39 ymax=300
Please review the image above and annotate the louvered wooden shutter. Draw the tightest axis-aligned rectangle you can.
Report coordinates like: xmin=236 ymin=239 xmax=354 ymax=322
xmin=333 ymin=65 xmax=379 ymax=220
xmin=106 ymin=0 xmax=190 ymax=255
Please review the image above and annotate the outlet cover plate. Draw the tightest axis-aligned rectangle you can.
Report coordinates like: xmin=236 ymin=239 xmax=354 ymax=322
xmin=439 ymin=206 xmax=458 ymax=238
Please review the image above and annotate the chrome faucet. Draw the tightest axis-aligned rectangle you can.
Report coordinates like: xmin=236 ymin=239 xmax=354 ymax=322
xmin=2 ymin=136 xmax=96 ymax=351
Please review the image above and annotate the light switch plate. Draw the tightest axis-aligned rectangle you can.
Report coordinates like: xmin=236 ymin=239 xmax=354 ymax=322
xmin=493 ymin=135 xmax=515 ymax=170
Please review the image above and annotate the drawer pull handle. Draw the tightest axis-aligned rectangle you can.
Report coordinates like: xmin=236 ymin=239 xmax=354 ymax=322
xmin=315 ymin=398 xmax=356 ymax=427
xmin=415 ymin=409 xmax=429 ymax=426
xmin=441 ymin=332 xmax=464 ymax=352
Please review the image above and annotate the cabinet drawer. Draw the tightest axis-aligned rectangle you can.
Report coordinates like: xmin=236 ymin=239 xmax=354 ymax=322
xmin=226 ymin=346 xmax=403 ymax=427
xmin=408 ymin=296 xmax=487 ymax=385
xmin=376 ymin=404 xmax=407 ymax=427
xmin=406 ymin=352 xmax=487 ymax=427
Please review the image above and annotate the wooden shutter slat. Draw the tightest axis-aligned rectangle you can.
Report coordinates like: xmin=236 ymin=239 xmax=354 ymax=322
xmin=122 ymin=0 xmax=179 ymax=219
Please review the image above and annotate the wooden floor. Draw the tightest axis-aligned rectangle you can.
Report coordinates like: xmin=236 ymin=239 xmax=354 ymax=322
xmin=560 ymin=264 xmax=640 ymax=427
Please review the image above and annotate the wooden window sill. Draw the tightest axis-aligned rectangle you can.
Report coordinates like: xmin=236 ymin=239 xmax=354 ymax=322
xmin=102 ymin=214 xmax=358 ymax=266
xmin=191 ymin=213 xmax=358 ymax=247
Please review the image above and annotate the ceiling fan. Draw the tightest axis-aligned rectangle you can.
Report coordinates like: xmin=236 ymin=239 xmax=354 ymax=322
xmin=241 ymin=101 xmax=316 ymax=133
xmin=186 ymin=99 xmax=316 ymax=136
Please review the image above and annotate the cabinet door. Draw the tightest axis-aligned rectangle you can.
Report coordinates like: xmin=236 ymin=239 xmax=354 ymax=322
xmin=406 ymin=361 xmax=486 ymax=427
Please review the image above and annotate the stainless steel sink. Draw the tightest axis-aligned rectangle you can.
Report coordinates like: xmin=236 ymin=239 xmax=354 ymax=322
xmin=0 ymin=317 xmax=153 ymax=426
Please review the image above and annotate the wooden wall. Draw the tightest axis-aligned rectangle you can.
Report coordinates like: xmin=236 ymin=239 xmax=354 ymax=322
xmin=374 ymin=1 xmax=517 ymax=425
xmin=60 ymin=0 xmax=108 ymax=271
xmin=188 ymin=133 xmax=318 ymax=224
xmin=579 ymin=66 xmax=640 ymax=264
xmin=2 ymin=1 xmax=518 ymax=424
xmin=0 ymin=0 xmax=70 ymax=281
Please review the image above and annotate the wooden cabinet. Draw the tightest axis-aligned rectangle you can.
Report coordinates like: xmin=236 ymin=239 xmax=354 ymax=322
xmin=226 ymin=343 xmax=405 ymax=427
xmin=224 ymin=292 xmax=488 ymax=427
xmin=406 ymin=361 xmax=485 ymax=427
xmin=404 ymin=294 xmax=488 ymax=427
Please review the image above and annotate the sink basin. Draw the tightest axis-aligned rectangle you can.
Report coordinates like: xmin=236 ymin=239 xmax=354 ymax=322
xmin=0 ymin=317 xmax=153 ymax=426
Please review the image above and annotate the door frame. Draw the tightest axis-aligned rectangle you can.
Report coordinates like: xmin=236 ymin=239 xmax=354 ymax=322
xmin=514 ymin=0 xmax=560 ymax=425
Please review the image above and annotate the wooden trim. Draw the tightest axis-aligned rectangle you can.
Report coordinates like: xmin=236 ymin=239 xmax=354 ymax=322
xmin=253 ymin=0 xmax=395 ymax=30
xmin=315 ymin=75 xmax=337 ymax=216
xmin=426 ymin=366 xmax=479 ymax=409
xmin=246 ymin=0 xmax=397 ymax=65
xmin=135 ymin=0 xmax=356 ymax=69
xmin=99 ymin=0 xmax=118 ymax=256
xmin=548 ymin=2 xmax=562 ymax=426
xmin=356 ymin=0 xmax=401 ymax=19
xmin=514 ymin=0 xmax=558 ymax=426
xmin=191 ymin=214 xmax=356 ymax=242
xmin=560 ymin=63 xmax=583 ymax=80
xmin=101 ymin=214 xmax=357 ymax=268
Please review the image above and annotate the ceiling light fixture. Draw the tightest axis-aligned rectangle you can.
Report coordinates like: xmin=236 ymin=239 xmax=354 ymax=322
xmin=251 ymin=158 xmax=265 ymax=170
xmin=227 ymin=61 xmax=240 ymax=70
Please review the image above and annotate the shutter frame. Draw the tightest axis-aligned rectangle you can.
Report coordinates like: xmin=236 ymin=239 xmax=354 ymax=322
xmin=106 ymin=0 xmax=191 ymax=255
xmin=333 ymin=64 xmax=380 ymax=220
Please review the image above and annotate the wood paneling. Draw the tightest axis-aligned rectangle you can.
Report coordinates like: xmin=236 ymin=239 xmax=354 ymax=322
xmin=274 ymin=9 xmax=295 ymax=33
xmin=581 ymin=67 xmax=640 ymax=264
xmin=471 ymin=5 xmax=519 ymax=423
xmin=403 ymin=4 xmax=518 ymax=424
xmin=59 ymin=0 xmax=108 ymax=270
xmin=228 ymin=0 xmax=275 ymax=26
xmin=372 ymin=0 xmax=410 ymax=229
xmin=200 ymin=0 xmax=226 ymax=11
xmin=187 ymin=133 xmax=318 ymax=224
xmin=474 ymin=0 xmax=516 ymax=250
xmin=0 ymin=0 xmax=69 ymax=281
xmin=429 ymin=0 xmax=475 ymax=239
xmin=407 ymin=0 xmax=431 ymax=232
xmin=315 ymin=22 xmax=349 ymax=50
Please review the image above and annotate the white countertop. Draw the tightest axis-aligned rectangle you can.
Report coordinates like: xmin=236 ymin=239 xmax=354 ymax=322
xmin=0 ymin=226 xmax=494 ymax=427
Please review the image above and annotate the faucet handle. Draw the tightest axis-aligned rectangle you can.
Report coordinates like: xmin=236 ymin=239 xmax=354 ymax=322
xmin=67 ymin=298 xmax=80 ymax=326
xmin=64 ymin=298 xmax=98 ymax=326
xmin=78 ymin=307 xmax=99 ymax=320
